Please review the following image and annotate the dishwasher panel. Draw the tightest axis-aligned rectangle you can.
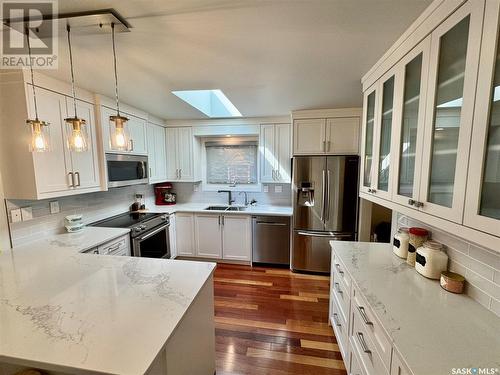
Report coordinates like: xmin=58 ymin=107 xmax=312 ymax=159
xmin=252 ymin=216 xmax=291 ymax=266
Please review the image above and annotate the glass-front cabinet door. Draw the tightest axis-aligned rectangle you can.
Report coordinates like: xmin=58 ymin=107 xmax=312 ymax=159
xmin=465 ymin=0 xmax=500 ymax=237
xmin=419 ymin=0 xmax=484 ymax=223
xmin=391 ymin=37 xmax=431 ymax=208
xmin=360 ymin=86 xmax=378 ymax=194
xmin=373 ymin=71 xmax=397 ymax=200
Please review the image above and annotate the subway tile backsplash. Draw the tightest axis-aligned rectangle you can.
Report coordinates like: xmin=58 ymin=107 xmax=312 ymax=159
xmin=6 ymin=185 xmax=155 ymax=247
xmin=393 ymin=212 xmax=500 ymax=317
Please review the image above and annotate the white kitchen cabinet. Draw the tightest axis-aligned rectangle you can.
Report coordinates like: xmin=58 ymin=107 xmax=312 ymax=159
xmin=325 ymin=117 xmax=359 ymax=155
xmin=222 ymin=215 xmax=251 ymax=261
xmin=195 ymin=214 xmax=223 ymax=259
xmin=293 ymin=117 xmax=359 ymax=155
xmin=464 ymin=0 xmax=500 ymax=237
xmin=169 ymin=214 xmax=177 ymax=259
xmin=293 ymin=119 xmax=326 ymax=154
xmin=1 ymin=83 xmax=101 ymax=199
xmin=175 ymin=212 xmax=195 ymax=256
xmin=191 ymin=213 xmax=251 ymax=262
xmin=165 ymin=127 xmax=198 ymax=182
xmin=417 ymin=0 xmax=483 ymax=223
xmin=360 ymin=86 xmax=379 ymax=195
xmin=259 ymin=123 xmax=291 ymax=183
xmin=100 ymin=106 xmax=147 ymax=155
xmin=391 ymin=37 xmax=431 ymax=209
xmin=127 ymin=115 xmax=148 ymax=155
xmin=390 ymin=350 xmax=410 ymax=375
xmin=64 ymin=98 xmax=101 ymax=190
xmin=147 ymin=123 xmax=167 ymax=184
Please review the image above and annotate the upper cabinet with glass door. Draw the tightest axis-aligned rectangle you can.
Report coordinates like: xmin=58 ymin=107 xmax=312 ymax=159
xmin=391 ymin=37 xmax=431 ymax=209
xmin=418 ymin=0 xmax=484 ymax=223
xmin=360 ymin=70 xmax=397 ymax=200
xmin=465 ymin=0 xmax=500 ymax=236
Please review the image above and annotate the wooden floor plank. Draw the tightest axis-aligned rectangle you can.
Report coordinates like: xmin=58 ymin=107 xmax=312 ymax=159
xmin=246 ymin=347 xmax=346 ymax=369
xmin=214 ymin=263 xmax=346 ymax=375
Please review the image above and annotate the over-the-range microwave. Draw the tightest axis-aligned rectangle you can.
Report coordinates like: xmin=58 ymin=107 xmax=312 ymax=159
xmin=106 ymin=153 xmax=149 ymax=188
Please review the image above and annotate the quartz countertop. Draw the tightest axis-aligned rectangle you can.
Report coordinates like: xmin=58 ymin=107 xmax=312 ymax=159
xmin=330 ymin=241 xmax=500 ymax=375
xmin=0 ymin=227 xmax=216 ymax=375
xmin=141 ymin=203 xmax=293 ymax=217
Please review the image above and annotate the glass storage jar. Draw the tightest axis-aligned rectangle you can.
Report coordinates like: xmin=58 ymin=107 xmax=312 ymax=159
xmin=406 ymin=227 xmax=429 ymax=266
xmin=415 ymin=240 xmax=448 ymax=279
xmin=393 ymin=227 xmax=410 ymax=259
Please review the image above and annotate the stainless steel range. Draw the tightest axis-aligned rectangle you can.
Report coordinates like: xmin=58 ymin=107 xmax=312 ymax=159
xmin=91 ymin=212 xmax=171 ymax=259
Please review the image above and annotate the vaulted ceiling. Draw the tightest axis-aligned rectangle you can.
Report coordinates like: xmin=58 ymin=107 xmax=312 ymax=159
xmin=40 ymin=0 xmax=432 ymax=119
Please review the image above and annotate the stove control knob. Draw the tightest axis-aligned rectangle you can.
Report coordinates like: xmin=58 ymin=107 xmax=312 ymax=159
xmin=160 ymin=215 xmax=168 ymax=220
xmin=133 ymin=226 xmax=142 ymax=232
xmin=139 ymin=225 xmax=147 ymax=230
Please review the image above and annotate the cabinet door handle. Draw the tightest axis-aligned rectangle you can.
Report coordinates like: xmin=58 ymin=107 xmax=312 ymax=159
xmin=179 ymin=169 xmax=182 ymax=179
xmin=357 ymin=306 xmax=373 ymax=326
xmin=327 ymin=140 xmax=331 ymax=152
xmin=176 ymin=169 xmax=179 ymax=179
xmin=334 ymin=282 xmax=343 ymax=295
xmin=218 ymin=215 xmax=221 ymax=226
xmin=323 ymin=140 xmax=327 ymax=152
xmin=129 ymin=139 xmax=134 ymax=151
xmin=149 ymin=167 xmax=152 ymax=177
xmin=68 ymin=172 xmax=74 ymax=187
xmin=335 ymin=263 xmax=344 ymax=276
xmin=415 ymin=201 xmax=424 ymax=208
xmin=74 ymin=172 xmax=81 ymax=187
xmin=221 ymin=216 xmax=225 ymax=226
xmin=408 ymin=199 xmax=416 ymax=206
xmin=332 ymin=313 xmax=341 ymax=327
xmin=356 ymin=332 xmax=371 ymax=354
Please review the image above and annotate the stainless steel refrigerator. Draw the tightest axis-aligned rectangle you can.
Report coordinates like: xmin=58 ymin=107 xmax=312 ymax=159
xmin=292 ymin=155 xmax=359 ymax=273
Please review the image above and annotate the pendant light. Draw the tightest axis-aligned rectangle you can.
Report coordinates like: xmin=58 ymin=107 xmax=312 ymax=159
xmin=64 ymin=24 xmax=89 ymax=153
xmin=109 ymin=22 xmax=130 ymax=151
xmin=25 ymin=27 xmax=50 ymax=152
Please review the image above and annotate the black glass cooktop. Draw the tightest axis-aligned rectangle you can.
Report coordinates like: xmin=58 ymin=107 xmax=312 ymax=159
xmin=90 ymin=212 xmax=158 ymax=228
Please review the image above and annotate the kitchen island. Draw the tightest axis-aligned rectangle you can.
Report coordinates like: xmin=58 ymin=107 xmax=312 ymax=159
xmin=0 ymin=227 xmax=216 ymax=375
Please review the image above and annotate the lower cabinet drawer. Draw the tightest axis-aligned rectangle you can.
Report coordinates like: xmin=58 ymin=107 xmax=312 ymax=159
xmin=330 ymin=291 xmax=349 ymax=361
xmin=349 ymin=337 xmax=366 ymax=375
xmin=351 ymin=306 xmax=390 ymax=375
xmin=352 ymin=288 xmax=392 ymax=369
xmin=98 ymin=235 xmax=131 ymax=256
xmin=332 ymin=274 xmax=350 ymax=323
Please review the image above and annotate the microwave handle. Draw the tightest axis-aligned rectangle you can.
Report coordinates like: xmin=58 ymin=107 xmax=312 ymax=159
xmin=138 ymin=161 xmax=146 ymax=179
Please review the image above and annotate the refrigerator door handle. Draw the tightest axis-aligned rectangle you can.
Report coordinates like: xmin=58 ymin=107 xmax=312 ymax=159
xmin=325 ymin=169 xmax=331 ymax=222
xmin=297 ymin=231 xmax=352 ymax=239
xmin=321 ymin=169 xmax=326 ymax=223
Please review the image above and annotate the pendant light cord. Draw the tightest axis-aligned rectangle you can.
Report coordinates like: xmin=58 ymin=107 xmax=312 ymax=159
xmin=66 ymin=24 xmax=78 ymax=118
xmin=111 ymin=22 xmax=121 ymax=116
xmin=25 ymin=27 xmax=39 ymax=120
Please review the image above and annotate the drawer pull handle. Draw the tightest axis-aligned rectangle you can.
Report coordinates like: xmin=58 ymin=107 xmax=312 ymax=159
xmin=357 ymin=306 xmax=373 ymax=326
xmin=334 ymin=282 xmax=343 ymax=295
xmin=332 ymin=313 xmax=341 ymax=327
xmin=335 ymin=263 xmax=344 ymax=276
xmin=356 ymin=332 xmax=371 ymax=354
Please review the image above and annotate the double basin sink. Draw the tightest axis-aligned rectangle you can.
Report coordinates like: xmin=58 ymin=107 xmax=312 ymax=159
xmin=204 ymin=205 xmax=247 ymax=212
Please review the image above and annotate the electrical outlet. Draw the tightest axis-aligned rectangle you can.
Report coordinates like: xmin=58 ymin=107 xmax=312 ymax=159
xmin=194 ymin=184 xmax=199 ymax=192
xmin=10 ymin=209 xmax=22 ymax=223
xmin=21 ymin=207 xmax=33 ymax=221
xmin=50 ymin=201 xmax=60 ymax=214
xmin=274 ymin=185 xmax=283 ymax=193
xmin=263 ymin=185 xmax=269 ymax=193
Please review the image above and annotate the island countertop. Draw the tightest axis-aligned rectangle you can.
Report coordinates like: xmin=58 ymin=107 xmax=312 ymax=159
xmin=0 ymin=227 xmax=216 ymax=375
xmin=330 ymin=241 xmax=500 ymax=375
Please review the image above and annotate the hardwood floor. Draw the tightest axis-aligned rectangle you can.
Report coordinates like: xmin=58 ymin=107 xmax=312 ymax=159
xmin=214 ymin=263 xmax=346 ymax=375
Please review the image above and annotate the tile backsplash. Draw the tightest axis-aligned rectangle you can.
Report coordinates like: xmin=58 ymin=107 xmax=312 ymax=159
xmin=172 ymin=182 xmax=292 ymax=206
xmin=393 ymin=211 xmax=500 ymax=317
xmin=6 ymin=185 xmax=155 ymax=247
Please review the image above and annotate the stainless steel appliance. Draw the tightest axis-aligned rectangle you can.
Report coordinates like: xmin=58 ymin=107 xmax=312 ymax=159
xmin=292 ymin=156 xmax=359 ymax=273
xmin=91 ymin=212 xmax=170 ymax=258
xmin=106 ymin=153 xmax=148 ymax=188
xmin=252 ymin=216 xmax=290 ymax=266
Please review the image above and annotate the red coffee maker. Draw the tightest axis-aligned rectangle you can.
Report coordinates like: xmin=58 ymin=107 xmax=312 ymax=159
xmin=154 ymin=183 xmax=176 ymax=205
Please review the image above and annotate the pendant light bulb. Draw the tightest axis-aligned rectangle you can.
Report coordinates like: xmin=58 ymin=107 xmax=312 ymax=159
xmin=109 ymin=22 xmax=130 ymax=151
xmin=64 ymin=24 xmax=89 ymax=153
xmin=25 ymin=27 xmax=50 ymax=152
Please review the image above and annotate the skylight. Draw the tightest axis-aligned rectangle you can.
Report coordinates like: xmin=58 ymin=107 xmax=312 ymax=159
xmin=172 ymin=89 xmax=242 ymax=118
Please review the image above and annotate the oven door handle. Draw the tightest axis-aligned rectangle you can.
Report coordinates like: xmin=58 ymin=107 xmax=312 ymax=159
xmin=136 ymin=224 xmax=169 ymax=241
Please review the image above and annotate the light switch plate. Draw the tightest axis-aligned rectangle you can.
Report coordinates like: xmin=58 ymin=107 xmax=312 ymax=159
xmin=10 ymin=209 xmax=22 ymax=223
xmin=50 ymin=201 xmax=60 ymax=214
xmin=274 ymin=185 xmax=283 ymax=193
xmin=21 ymin=207 xmax=33 ymax=221
xmin=263 ymin=185 xmax=269 ymax=193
